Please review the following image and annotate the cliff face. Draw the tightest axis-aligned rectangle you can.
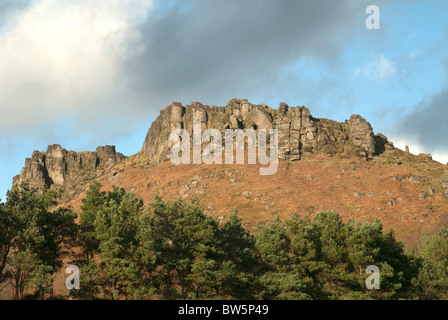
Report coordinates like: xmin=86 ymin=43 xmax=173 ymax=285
xmin=12 ymin=98 xmax=448 ymax=215
xmin=13 ymin=144 xmax=126 ymax=199
xmin=140 ymin=99 xmax=381 ymax=163
xmin=11 ymin=99 xmax=392 ymax=199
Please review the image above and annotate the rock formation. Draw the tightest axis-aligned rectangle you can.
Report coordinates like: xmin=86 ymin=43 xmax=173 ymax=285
xmin=13 ymin=145 xmax=125 ymax=199
xmin=12 ymin=98 xmax=448 ymax=212
xmin=441 ymin=177 xmax=448 ymax=196
xmin=141 ymin=99 xmax=384 ymax=163
xmin=12 ymin=99 xmax=394 ymax=200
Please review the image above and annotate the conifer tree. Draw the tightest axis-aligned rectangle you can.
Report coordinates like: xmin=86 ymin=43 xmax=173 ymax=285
xmin=75 ymin=184 xmax=146 ymax=300
xmin=417 ymin=228 xmax=448 ymax=299
xmin=4 ymin=182 xmax=77 ymax=299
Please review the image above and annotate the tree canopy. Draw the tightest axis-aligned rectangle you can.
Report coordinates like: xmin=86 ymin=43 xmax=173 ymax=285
xmin=0 ymin=181 xmax=447 ymax=300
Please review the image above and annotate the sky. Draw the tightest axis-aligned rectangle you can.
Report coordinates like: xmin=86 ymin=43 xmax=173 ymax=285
xmin=0 ymin=0 xmax=447 ymax=201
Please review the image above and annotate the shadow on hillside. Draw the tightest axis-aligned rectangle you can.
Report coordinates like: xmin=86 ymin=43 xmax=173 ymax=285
xmin=374 ymin=134 xmax=388 ymax=156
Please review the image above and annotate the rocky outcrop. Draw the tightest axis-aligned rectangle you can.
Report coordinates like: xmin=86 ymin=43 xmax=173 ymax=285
xmin=141 ymin=99 xmax=380 ymax=163
xmin=345 ymin=114 xmax=376 ymax=159
xmin=13 ymin=145 xmax=125 ymax=199
xmin=441 ymin=177 xmax=448 ymax=196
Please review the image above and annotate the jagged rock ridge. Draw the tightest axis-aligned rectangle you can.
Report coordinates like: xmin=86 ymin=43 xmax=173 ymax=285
xmin=13 ymin=145 xmax=125 ymax=199
xmin=140 ymin=99 xmax=385 ymax=163
xmin=12 ymin=98 xmax=448 ymax=206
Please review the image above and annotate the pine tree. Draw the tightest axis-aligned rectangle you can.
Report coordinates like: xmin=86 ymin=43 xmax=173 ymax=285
xmin=0 ymin=199 xmax=12 ymax=293
xmin=146 ymin=196 xmax=222 ymax=299
xmin=75 ymin=183 xmax=147 ymax=300
xmin=218 ymin=210 xmax=259 ymax=299
xmin=79 ymin=180 xmax=105 ymax=260
xmin=255 ymin=216 xmax=313 ymax=300
xmin=417 ymin=228 xmax=448 ymax=299
xmin=4 ymin=182 xmax=77 ymax=299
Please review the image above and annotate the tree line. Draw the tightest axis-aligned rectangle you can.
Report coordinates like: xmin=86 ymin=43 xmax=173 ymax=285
xmin=0 ymin=180 xmax=447 ymax=300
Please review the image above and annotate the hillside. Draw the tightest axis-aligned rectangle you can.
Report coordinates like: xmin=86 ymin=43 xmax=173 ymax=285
xmin=60 ymin=149 xmax=448 ymax=247
xmin=12 ymin=99 xmax=448 ymax=248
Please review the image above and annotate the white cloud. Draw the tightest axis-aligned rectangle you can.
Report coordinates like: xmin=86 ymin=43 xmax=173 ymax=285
xmin=391 ymin=137 xmax=448 ymax=165
xmin=355 ymin=54 xmax=396 ymax=79
xmin=0 ymin=0 xmax=153 ymax=135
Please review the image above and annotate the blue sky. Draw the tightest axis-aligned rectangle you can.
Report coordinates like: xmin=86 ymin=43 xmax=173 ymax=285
xmin=0 ymin=0 xmax=448 ymax=201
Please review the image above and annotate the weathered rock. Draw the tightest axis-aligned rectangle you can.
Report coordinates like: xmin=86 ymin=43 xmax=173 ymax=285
xmin=109 ymin=174 xmax=120 ymax=183
xmin=345 ymin=115 xmax=376 ymax=160
xmin=13 ymin=144 xmax=125 ymax=199
xmin=189 ymin=180 xmax=198 ymax=188
xmin=179 ymin=186 xmax=189 ymax=196
xmin=140 ymin=99 xmax=379 ymax=163
xmin=192 ymin=175 xmax=203 ymax=182
xmin=441 ymin=177 xmax=448 ymax=196
xmin=146 ymin=181 xmax=159 ymax=189
xmin=418 ymin=153 xmax=433 ymax=160
xmin=409 ymin=176 xmax=422 ymax=184
xmin=46 ymin=144 xmax=66 ymax=186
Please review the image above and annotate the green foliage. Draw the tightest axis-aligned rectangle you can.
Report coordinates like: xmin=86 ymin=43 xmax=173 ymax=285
xmin=218 ymin=210 xmax=259 ymax=299
xmin=0 ymin=198 xmax=11 ymax=291
xmin=75 ymin=184 xmax=147 ymax=300
xmin=416 ymin=228 xmax=448 ymax=299
xmin=2 ymin=182 xmax=77 ymax=299
xmin=79 ymin=180 xmax=105 ymax=260
xmin=254 ymin=212 xmax=418 ymax=300
xmin=143 ymin=197 xmax=255 ymax=299
xmin=2 ymin=180 xmax=448 ymax=300
xmin=74 ymin=186 xmax=262 ymax=300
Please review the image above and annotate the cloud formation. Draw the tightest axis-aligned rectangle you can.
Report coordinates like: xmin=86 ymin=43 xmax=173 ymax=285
xmin=0 ymin=0 xmax=29 ymax=25
xmin=126 ymin=0 xmax=373 ymax=108
xmin=0 ymin=0 xmax=382 ymax=198
xmin=355 ymin=55 xmax=396 ymax=79
xmin=0 ymin=0 xmax=394 ymax=140
xmin=0 ymin=0 xmax=445 ymax=158
xmin=395 ymin=88 xmax=448 ymax=163
xmin=393 ymin=30 xmax=448 ymax=164
xmin=0 ymin=0 xmax=153 ymax=137
xmin=0 ymin=0 xmax=447 ymax=198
